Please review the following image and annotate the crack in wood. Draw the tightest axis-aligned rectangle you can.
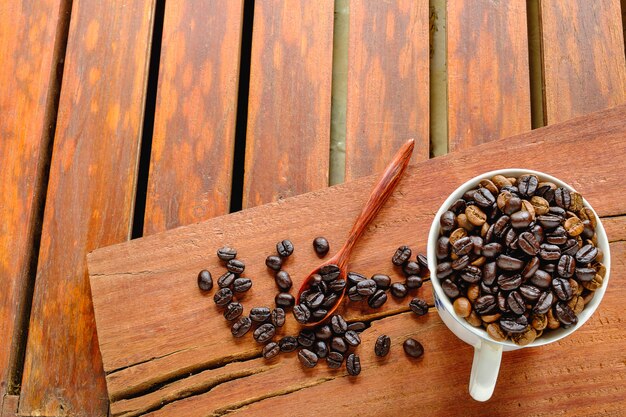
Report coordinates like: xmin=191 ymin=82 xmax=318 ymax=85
xmin=107 ymin=347 xmax=192 ymax=376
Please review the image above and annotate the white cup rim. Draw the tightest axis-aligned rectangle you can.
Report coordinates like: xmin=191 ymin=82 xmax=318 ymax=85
xmin=427 ymin=168 xmax=611 ymax=348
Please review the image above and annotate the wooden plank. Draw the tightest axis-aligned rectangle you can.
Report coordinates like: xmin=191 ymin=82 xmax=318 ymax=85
xmin=144 ymin=1 xmax=244 ymax=236
xmin=540 ymin=0 xmax=626 ymax=124
xmin=243 ymin=0 xmax=334 ymax=208
xmin=1 ymin=395 xmax=19 ymax=417
xmin=88 ymin=105 xmax=626 ymax=412
xmin=447 ymin=0 xmax=531 ymax=150
xmin=0 ymin=0 xmax=68 ymax=399
xmin=345 ymin=0 xmax=429 ymax=181
xmin=18 ymin=0 xmax=157 ymax=415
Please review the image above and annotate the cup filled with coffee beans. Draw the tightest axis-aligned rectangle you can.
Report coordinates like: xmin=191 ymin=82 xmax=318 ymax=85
xmin=427 ymin=169 xmax=610 ymax=402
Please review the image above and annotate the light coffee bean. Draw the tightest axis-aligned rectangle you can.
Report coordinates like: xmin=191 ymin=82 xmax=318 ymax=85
xmin=530 ymin=196 xmax=550 ymax=215
xmin=492 ymin=175 xmax=512 ymax=189
xmin=466 ymin=311 xmax=482 ymax=327
xmin=496 ymin=191 xmax=513 ymax=212
xmin=478 ymin=179 xmax=499 ymax=195
xmin=520 ymin=200 xmax=536 ymax=220
xmin=466 ymin=205 xmax=487 ymax=226
xmin=579 ymin=207 xmax=597 ymax=228
xmin=531 ymin=314 xmax=547 ymax=331
xmin=547 ymin=308 xmax=560 ymax=330
xmin=581 ymin=274 xmax=603 ymax=291
xmin=481 ymin=313 xmax=502 ymax=323
xmin=467 ymin=284 xmax=480 ymax=303
xmin=457 ymin=213 xmax=474 ymax=231
xmin=564 ymin=216 xmax=584 ymax=236
xmin=449 ymin=228 xmax=468 ymax=245
xmin=453 ymin=297 xmax=472 ymax=318
xmin=486 ymin=323 xmax=507 ymax=342
xmin=511 ymin=327 xmax=537 ymax=346
xmin=569 ymin=192 xmax=583 ymax=211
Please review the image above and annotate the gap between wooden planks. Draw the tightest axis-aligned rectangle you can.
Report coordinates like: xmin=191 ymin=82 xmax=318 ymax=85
xmin=89 ymin=105 xmax=626 ymax=415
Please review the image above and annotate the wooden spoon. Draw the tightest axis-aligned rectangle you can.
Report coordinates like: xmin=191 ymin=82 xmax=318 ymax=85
xmin=296 ymin=138 xmax=415 ymax=326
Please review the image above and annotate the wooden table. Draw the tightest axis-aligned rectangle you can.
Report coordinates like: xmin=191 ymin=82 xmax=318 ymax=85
xmin=1 ymin=1 xmax=625 ymax=416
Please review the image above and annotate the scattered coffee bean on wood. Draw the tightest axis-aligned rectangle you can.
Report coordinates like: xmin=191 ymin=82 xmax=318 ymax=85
xmin=313 ymin=237 xmax=330 ymax=256
xmin=214 ymin=288 xmax=233 ymax=307
xmin=217 ymin=272 xmax=236 ymax=288
xmin=347 ymin=321 xmax=367 ymax=332
xmin=390 ymin=282 xmax=408 ymax=298
xmin=346 ymin=353 xmax=361 ymax=376
xmin=331 ymin=314 xmax=348 ymax=334
xmin=392 ymin=245 xmax=412 ymax=266
xmin=197 ymin=270 xmax=213 ymax=291
xmin=326 ymin=352 xmax=344 ymax=369
xmin=409 ymin=298 xmax=429 ymax=316
xmin=249 ymin=307 xmax=271 ymax=323
xmin=231 ymin=316 xmax=252 ymax=338
xmin=276 ymin=239 xmax=294 ymax=257
xmin=298 ymin=330 xmax=316 ymax=347
xmin=271 ymin=308 xmax=285 ymax=327
xmin=371 ymin=273 xmax=391 ymax=290
xmin=233 ymin=277 xmax=252 ymax=293
xmin=253 ymin=323 xmax=276 ymax=343
xmin=375 ymin=335 xmax=391 ymax=357
xmin=403 ymin=338 xmax=424 ymax=358
xmin=265 ymin=255 xmax=282 ymax=271
xmin=275 ymin=270 xmax=293 ymax=291
xmin=278 ymin=336 xmax=298 ymax=352
xmin=263 ymin=342 xmax=280 ymax=359
xmin=298 ymin=349 xmax=318 ymax=368
xmin=275 ymin=293 xmax=295 ymax=308
xmin=226 ymin=259 xmax=245 ymax=274
xmin=217 ymin=246 xmax=237 ymax=261
xmin=224 ymin=302 xmax=243 ymax=321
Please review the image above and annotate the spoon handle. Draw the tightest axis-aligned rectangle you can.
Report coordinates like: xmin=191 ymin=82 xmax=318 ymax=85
xmin=335 ymin=139 xmax=415 ymax=268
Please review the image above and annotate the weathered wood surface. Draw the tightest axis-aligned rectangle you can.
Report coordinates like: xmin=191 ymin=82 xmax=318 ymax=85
xmin=243 ymin=0 xmax=334 ymax=208
xmin=19 ymin=0 xmax=157 ymax=415
xmin=345 ymin=0 xmax=429 ymax=181
xmin=447 ymin=0 xmax=531 ymax=150
xmin=89 ymin=105 xmax=626 ymax=415
xmin=0 ymin=0 xmax=68 ymax=400
xmin=540 ymin=0 xmax=626 ymax=124
xmin=144 ymin=1 xmax=244 ymax=236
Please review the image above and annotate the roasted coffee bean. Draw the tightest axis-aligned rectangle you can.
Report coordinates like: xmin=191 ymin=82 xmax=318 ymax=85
xmin=497 ymin=291 xmax=508 ymax=313
xmin=557 ymin=255 xmax=575 ymax=278
xmin=521 ymin=256 xmax=540 ymax=279
xmin=368 ymin=289 xmax=388 ymax=308
xmin=441 ymin=279 xmax=460 ymax=299
xmin=504 ymin=227 xmax=518 ymax=249
xmin=305 ymin=292 xmax=324 ymax=309
xmin=460 ymin=265 xmax=482 ymax=283
xmin=554 ymin=302 xmax=577 ymax=327
xmin=344 ymin=330 xmax=361 ymax=347
xmin=537 ymin=215 xmax=561 ymax=229
xmin=265 ymin=255 xmax=282 ymax=271
xmin=502 ymin=196 xmax=522 ymax=216
xmin=511 ymin=211 xmax=532 ymax=229
xmin=452 ymin=236 xmax=473 ymax=256
xmin=549 ymin=206 xmax=566 ymax=218
xmin=511 ymin=327 xmax=538 ymax=346
xmin=497 ymin=274 xmax=522 ymax=291
xmin=218 ymin=272 xmax=236 ymax=288
xmin=480 ymin=281 xmax=496 ymax=295
xmin=224 ymin=302 xmax=244 ymax=321
xmin=576 ymin=244 xmax=598 ymax=264
xmin=440 ymin=211 xmax=457 ymax=234
xmin=214 ymin=288 xmax=233 ymax=307
xmin=375 ymin=335 xmax=391 ymax=357
xmin=519 ymin=284 xmax=541 ymax=302
xmin=249 ymin=307 xmax=271 ymax=322
xmin=298 ymin=330 xmax=316 ymax=347
xmin=518 ymin=174 xmax=538 ymax=197
xmin=271 ymin=308 xmax=285 ymax=327
xmin=580 ymin=220 xmax=595 ymax=240
xmin=482 ymin=262 xmax=497 ymax=285
xmin=392 ymin=245 xmax=413 ymax=265
xmin=403 ymin=261 xmax=421 ymax=276
xmin=329 ymin=279 xmax=346 ymax=292
xmin=311 ymin=280 xmax=328 ymax=294
xmin=217 ymin=246 xmax=237 ymax=261
xmin=475 ymin=295 xmax=498 ymax=315
xmin=347 ymin=322 xmax=367 ymax=332
xmin=552 ymin=278 xmax=573 ymax=301
xmin=313 ymin=237 xmax=330 ymax=256
xmin=323 ymin=292 xmax=339 ymax=308
xmin=453 ymin=297 xmax=472 ymax=318
xmin=405 ymin=275 xmax=423 ymax=289
xmin=507 ymin=291 xmax=526 ymax=315
xmin=279 ymin=336 xmax=298 ymax=352
xmin=496 ymin=255 xmax=524 ymax=271
xmin=263 ymin=342 xmax=280 ymax=359
xmin=298 ymin=349 xmax=318 ymax=368
xmin=546 ymin=226 xmax=567 ymax=245
xmin=319 ymin=264 xmax=341 ymax=281
xmin=275 ymin=293 xmax=295 ymax=308
xmin=346 ymin=353 xmax=361 ymax=376
xmin=582 ymin=273 xmax=603 ymax=291
xmin=372 ymin=274 xmax=391 ymax=290
xmin=416 ymin=254 xmax=429 ymax=271
xmin=451 ymin=255 xmax=470 ymax=271
xmin=531 ymin=270 xmax=552 ymax=289
xmin=233 ymin=278 xmax=252 ymax=293
xmin=409 ymin=298 xmax=429 ymax=316
xmin=348 ymin=286 xmax=363 ymax=302
xmin=326 ymin=352 xmax=344 ymax=369
xmin=403 ymin=338 xmax=424 ymax=358
xmin=315 ymin=325 xmax=332 ymax=340
xmin=231 ymin=316 xmax=252 ymax=337
xmin=486 ymin=323 xmax=507 ymax=341
xmin=482 ymin=242 xmax=503 ymax=258
xmin=466 ymin=205 xmax=487 ymax=226
xmin=356 ymin=279 xmax=377 ymax=296
xmin=314 ymin=340 xmax=329 ymax=358
xmin=436 ymin=236 xmax=450 ymax=260
xmin=449 ymin=198 xmax=467 ymax=214
xmin=311 ymin=308 xmax=328 ymax=319
xmin=474 ymin=187 xmax=496 ymax=208
xmin=331 ymin=315 xmax=348 ymax=334
xmin=564 ymin=217 xmax=584 ymax=237
xmin=347 ymin=271 xmax=366 ymax=287
xmin=575 ymin=267 xmax=596 ymax=282
xmin=276 ymin=239 xmax=294 ymax=257
xmin=533 ymin=291 xmax=554 ymax=314
xmin=539 ymin=243 xmax=561 ymax=261
xmin=293 ymin=304 xmax=311 ymax=323
xmin=518 ymin=232 xmax=540 ymax=256
xmin=197 ymin=270 xmax=213 ymax=291
xmin=275 ymin=270 xmax=293 ymax=291
xmin=226 ymin=259 xmax=245 ymax=274
xmin=554 ymin=187 xmax=571 ymax=209
xmin=500 ymin=316 xmax=528 ymax=333
xmin=436 ymin=262 xmax=453 ymax=279
xmin=331 ymin=336 xmax=348 ymax=353
xmin=390 ymin=282 xmax=409 ymax=298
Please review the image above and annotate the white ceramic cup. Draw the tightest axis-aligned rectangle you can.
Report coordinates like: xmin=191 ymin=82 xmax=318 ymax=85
xmin=427 ymin=169 xmax=611 ymax=401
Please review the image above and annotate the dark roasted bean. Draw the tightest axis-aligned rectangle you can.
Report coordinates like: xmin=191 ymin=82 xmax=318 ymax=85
xmin=265 ymin=255 xmax=282 ymax=271
xmin=293 ymin=304 xmax=311 ymax=324
xmin=497 ymin=274 xmax=522 ymax=291
xmin=497 ymin=291 xmax=508 ymax=313
xmin=575 ymin=267 xmax=596 ymax=282
xmin=504 ymin=227 xmax=519 ymax=249
xmin=436 ymin=262 xmax=453 ymax=279
xmin=390 ymin=282 xmax=409 ymax=298
xmin=562 ymin=238 xmax=580 ymax=256
xmin=323 ymin=292 xmax=339 ymax=308
xmin=263 ymin=342 xmax=280 ymax=359
xmin=552 ymin=278 xmax=573 ymax=301
xmin=279 ymin=336 xmax=298 ymax=352
xmin=452 ymin=236 xmax=474 ymax=256
xmin=368 ymin=289 xmax=387 ymax=309
xmin=403 ymin=338 xmax=424 ymax=358
xmin=554 ymin=302 xmax=577 ymax=327
xmin=480 ymin=281 xmax=496 ymax=295
xmin=518 ymin=174 xmax=538 ymax=197
xmin=554 ymin=187 xmax=571 ymax=209
xmin=217 ymin=246 xmax=237 ymax=261
xmin=416 ymin=254 xmax=429 ymax=271
xmin=197 ymin=270 xmax=213 ymax=291
xmin=311 ymin=308 xmax=328 ymax=319
xmin=314 ymin=324 xmax=332 ymax=340
xmin=474 ymin=187 xmax=496 ymax=208
xmin=531 ymin=223 xmax=545 ymax=243
xmin=531 ymin=270 xmax=552 ymax=289
xmin=331 ymin=337 xmax=348 ymax=353
xmin=533 ymin=291 xmax=554 ymax=314
xmin=511 ymin=211 xmax=532 ymax=229
xmin=346 ymin=353 xmax=361 ymax=376
xmin=305 ymin=292 xmax=324 ymax=309
xmin=214 ymin=288 xmax=233 ymax=307
xmin=329 ymin=279 xmax=346 ymax=292
xmin=470 ymin=236 xmax=484 ymax=256
xmin=482 ymin=242 xmax=503 ymax=258
xmin=474 ymin=295 xmax=497 ymax=315
xmin=482 ymin=262 xmax=497 ymax=285
xmin=576 ymin=244 xmax=598 ymax=264
xmin=227 ymin=259 xmax=245 ymax=274
xmin=218 ymin=272 xmax=236 ymax=288
xmin=409 ymin=298 xmax=429 ymax=316
xmin=440 ymin=212 xmax=456 ymax=234
xmin=460 ymin=265 xmax=482 ymax=283
xmin=224 ymin=302 xmax=243 ymax=321
xmin=519 ymin=284 xmax=541 ymax=302
xmin=537 ymin=215 xmax=561 ymax=229
xmin=319 ymin=264 xmax=341 ymax=281
xmin=231 ymin=316 xmax=252 ymax=337
xmin=233 ymin=277 xmax=252 ymax=293
xmin=507 ymin=291 xmax=526 ymax=315
xmin=497 ymin=255 xmax=524 ymax=271
xmin=441 ymin=279 xmax=460 ymax=299
xmin=347 ymin=271 xmax=367 ymax=286
xmin=539 ymin=243 xmax=561 ymax=261
xmin=372 ymin=273 xmax=391 ymax=290
xmin=344 ymin=330 xmax=361 ymax=347
xmin=392 ymin=245 xmax=413 ymax=265
xmin=298 ymin=330 xmax=316 ymax=347
xmin=298 ymin=349 xmax=318 ymax=368
xmin=521 ymin=256 xmax=540 ymax=279
xmin=403 ymin=261 xmax=421 ymax=276
xmin=357 ymin=279 xmax=377 ymax=296
xmin=546 ymin=226 xmax=567 ymax=245
xmin=311 ymin=280 xmax=328 ymax=295
xmin=518 ymin=232 xmax=540 ymax=256
xmin=276 ymin=239 xmax=294 ymax=257
xmin=493 ymin=215 xmax=511 ymax=237
xmin=375 ymin=335 xmax=391 ymax=357
xmin=347 ymin=322 xmax=367 ymax=332
xmin=405 ymin=275 xmax=423 ymax=289
xmin=249 ymin=307 xmax=271 ymax=322
xmin=557 ymin=255 xmax=575 ymax=278
xmin=331 ymin=315 xmax=348 ymax=334
xmin=549 ymin=206 xmax=566 ymax=218
xmin=274 ymin=270 xmax=292 ymax=291
xmin=348 ymin=286 xmax=363 ymax=302
xmin=313 ymin=237 xmax=330 ymax=256
xmin=314 ymin=340 xmax=329 ymax=358
xmin=503 ymin=196 xmax=522 ymax=215
xmin=275 ymin=293 xmax=295 ymax=308
xmin=271 ymin=308 xmax=285 ymax=327
xmin=326 ymin=352 xmax=344 ymax=369
xmin=451 ymin=255 xmax=470 ymax=271
xmin=449 ymin=198 xmax=467 ymax=213
xmin=500 ymin=316 xmax=528 ymax=333
xmin=436 ymin=236 xmax=450 ymax=260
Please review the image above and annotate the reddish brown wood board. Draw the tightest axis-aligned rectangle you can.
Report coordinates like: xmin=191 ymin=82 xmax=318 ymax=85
xmin=89 ymin=105 xmax=626 ymax=415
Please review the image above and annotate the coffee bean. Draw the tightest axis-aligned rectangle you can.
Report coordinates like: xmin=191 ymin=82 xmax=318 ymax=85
xmin=297 ymin=330 xmax=316 ymax=347
xmin=356 ymin=279 xmax=377 ymax=296
xmin=453 ymin=297 xmax=472 ymax=318
xmin=274 ymin=270 xmax=292 ymax=291
xmin=293 ymin=304 xmax=311 ymax=324
xmin=449 ymin=198 xmax=467 ymax=213
xmin=530 ymin=270 xmax=552 ymax=289
xmin=390 ymin=282 xmax=408 ymax=298
xmin=329 ymin=279 xmax=346 ymax=292
xmin=311 ymin=308 xmax=328 ymax=319
xmin=416 ymin=254 xmax=429 ymax=271
xmin=305 ymin=291 xmax=324 ymax=309
xmin=486 ymin=323 xmax=507 ymax=341
xmin=347 ymin=271 xmax=366 ymax=287
xmin=436 ymin=236 xmax=450 ymax=260
xmin=539 ymin=243 xmax=561 ymax=261
xmin=549 ymin=206 xmax=566 ymax=218
xmin=224 ymin=302 xmax=243 ymax=321
xmin=452 ymin=236 xmax=473 ymax=257
xmin=409 ymin=298 xmax=429 ymax=316
xmin=276 ymin=239 xmax=294 ymax=257
xmin=557 ymin=255 xmax=575 ymax=278
xmin=275 ymin=292 xmax=295 ymax=308
xmin=564 ymin=217 xmax=584 ymax=236
xmin=533 ymin=291 xmax=554 ymax=314
xmin=554 ymin=302 xmax=577 ymax=327
xmin=278 ymin=336 xmax=298 ymax=352
xmin=368 ymin=289 xmax=387 ymax=308
xmin=482 ymin=242 xmax=503 ymax=258
xmin=466 ymin=205 xmax=487 ymax=226
xmin=518 ymin=232 xmax=540 ymax=256
xmin=322 ymin=292 xmax=339 ymax=308
xmin=217 ymin=247 xmax=237 ymax=261
xmin=460 ymin=265 xmax=481 ymax=283
xmin=451 ymin=255 xmax=470 ymax=271
xmin=218 ymin=272 xmax=236 ymax=288
xmin=518 ymin=174 xmax=538 ymax=197
xmin=537 ymin=214 xmax=561 ymax=229
xmin=231 ymin=316 xmax=252 ymax=337
xmin=474 ymin=187 xmax=496 ymax=208
xmin=346 ymin=353 xmax=361 ymax=376
xmin=440 ymin=212 xmax=456 ymax=234
xmin=482 ymin=262 xmax=497 ymax=285
xmin=475 ymin=295 xmax=497 ymax=315
xmin=511 ymin=211 xmax=532 ymax=229
xmin=347 ymin=322 xmax=367 ymax=332
xmin=197 ymin=270 xmax=213 ymax=291
xmin=575 ymin=267 xmax=596 ymax=282
xmin=263 ymin=342 xmax=280 ymax=359
xmin=576 ymin=244 xmax=598 ymax=264
xmin=497 ymin=291 xmax=508 ymax=313
xmin=331 ymin=337 xmax=348 ymax=353
xmin=405 ymin=275 xmax=423 ymax=289
xmin=315 ymin=325 xmax=333 ymax=340
xmin=265 ymin=255 xmax=282 ymax=271
xmin=546 ymin=226 xmax=568 ymax=245
xmin=507 ymin=291 xmax=526 ymax=315
xmin=298 ymin=349 xmax=318 ymax=368
xmin=441 ymin=279 xmax=460 ymax=299
xmin=500 ymin=316 xmax=528 ymax=333
xmin=502 ymin=196 xmax=522 ymax=216
xmin=313 ymin=237 xmax=330 ymax=256
xmin=226 ymin=259 xmax=245 ymax=274
xmin=233 ymin=277 xmax=252 ymax=293
xmin=331 ymin=314 xmax=348 ymax=334
xmin=403 ymin=261 xmax=421 ymax=276
xmin=519 ymin=284 xmax=541 ymax=302
xmin=326 ymin=352 xmax=344 ymax=369
xmin=348 ymin=286 xmax=363 ymax=302
xmin=552 ymin=278 xmax=573 ymax=301
xmin=436 ymin=262 xmax=453 ymax=279
xmin=214 ymin=288 xmax=233 ymax=307
xmin=252 ymin=323 xmax=275 ymax=343
xmin=521 ymin=256 xmax=540 ymax=279
xmin=372 ymin=274 xmax=391 ymax=290
xmin=392 ymin=245 xmax=412 ymax=265
xmin=319 ymin=264 xmax=341 ymax=281
xmin=344 ymin=330 xmax=361 ymax=347
xmin=497 ymin=274 xmax=522 ymax=291
xmin=375 ymin=335 xmax=391 ymax=357
xmin=497 ymin=255 xmax=524 ymax=271
xmin=247 ymin=307 xmax=270 ymax=323
xmin=554 ymin=187 xmax=571 ymax=209
xmin=271 ymin=308 xmax=285 ymax=327
xmin=403 ymin=338 xmax=424 ymax=358
xmin=314 ymin=340 xmax=329 ymax=358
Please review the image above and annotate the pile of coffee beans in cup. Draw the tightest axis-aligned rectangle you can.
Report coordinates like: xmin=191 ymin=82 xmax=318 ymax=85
xmin=434 ymin=173 xmax=606 ymax=345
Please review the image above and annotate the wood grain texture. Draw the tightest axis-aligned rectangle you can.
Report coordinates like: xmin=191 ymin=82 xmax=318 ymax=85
xmin=540 ymin=0 xmax=626 ymax=124
xmin=144 ymin=1 xmax=244 ymax=236
xmin=0 ymin=0 xmax=67 ymax=398
xmin=345 ymin=0 xmax=429 ymax=181
xmin=89 ymin=105 xmax=626 ymax=414
xmin=243 ymin=0 xmax=334 ymax=208
xmin=19 ymin=0 xmax=157 ymax=415
xmin=1 ymin=395 xmax=19 ymax=417
xmin=447 ymin=0 xmax=531 ymax=150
